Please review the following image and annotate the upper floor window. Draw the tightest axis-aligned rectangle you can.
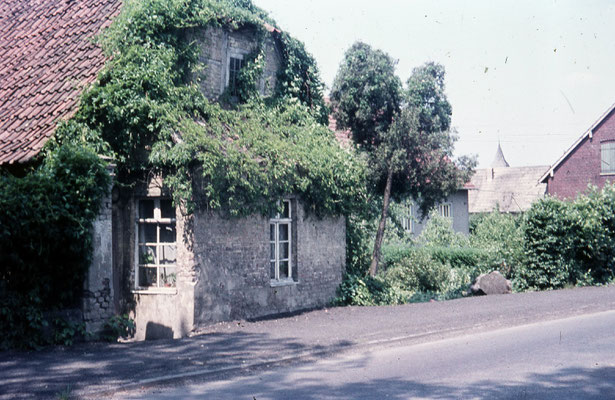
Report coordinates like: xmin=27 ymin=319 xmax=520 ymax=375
xmin=136 ymin=199 xmax=177 ymax=290
xmin=601 ymin=141 xmax=615 ymax=174
xmin=438 ymin=203 xmax=452 ymax=218
xmin=270 ymin=200 xmax=292 ymax=282
xmin=228 ymin=56 xmax=244 ymax=96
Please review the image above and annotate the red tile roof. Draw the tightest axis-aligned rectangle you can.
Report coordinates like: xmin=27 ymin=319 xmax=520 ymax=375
xmin=0 ymin=0 xmax=121 ymax=165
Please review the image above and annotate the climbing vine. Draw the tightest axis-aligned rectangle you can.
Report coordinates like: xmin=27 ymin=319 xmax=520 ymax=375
xmin=64 ymin=0 xmax=367 ymax=217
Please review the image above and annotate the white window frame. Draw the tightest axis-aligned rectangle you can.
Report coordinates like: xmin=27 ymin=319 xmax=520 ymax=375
xmin=601 ymin=141 xmax=615 ymax=174
xmin=401 ymin=203 xmax=414 ymax=233
xmin=270 ymin=200 xmax=293 ymax=284
xmin=134 ymin=198 xmax=177 ymax=293
xmin=438 ymin=203 xmax=452 ymax=218
xmin=226 ymin=53 xmax=245 ymax=96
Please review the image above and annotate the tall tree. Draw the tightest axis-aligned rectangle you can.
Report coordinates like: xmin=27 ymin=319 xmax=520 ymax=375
xmin=331 ymin=46 xmax=474 ymax=277
xmin=329 ymin=42 xmax=402 ymax=150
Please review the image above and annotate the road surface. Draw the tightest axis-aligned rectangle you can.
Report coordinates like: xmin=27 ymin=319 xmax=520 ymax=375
xmin=119 ymin=310 xmax=615 ymax=399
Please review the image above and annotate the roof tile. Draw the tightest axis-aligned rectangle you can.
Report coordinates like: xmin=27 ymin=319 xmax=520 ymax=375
xmin=0 ymin=0 xmax=122 ymax=165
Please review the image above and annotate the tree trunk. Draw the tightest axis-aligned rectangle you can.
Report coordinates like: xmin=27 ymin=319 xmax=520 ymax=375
xmin=369 ymin=164 xmax=394 ymax=277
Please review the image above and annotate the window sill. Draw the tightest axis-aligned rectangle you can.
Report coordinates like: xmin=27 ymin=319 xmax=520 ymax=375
xmin=600 ymin=172 xmax=615 ymax=176
xmin=132 ymin=288 xmax=177 ymax=295
xmin=270 ymin=279 xmax=298 ymax=288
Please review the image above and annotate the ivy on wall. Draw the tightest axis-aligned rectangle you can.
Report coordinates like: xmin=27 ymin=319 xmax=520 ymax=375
xmin=57 ymin=0 xmax=365 ymax=217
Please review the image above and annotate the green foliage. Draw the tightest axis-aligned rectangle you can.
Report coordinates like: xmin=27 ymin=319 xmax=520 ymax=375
xmin=469 ymin=210 xmax=524 ymax=278
xmin=405 ymin=62 xmax=452 ymax=134
xmin=382 ymin=248 xmax=450 ymax=293
xmin=345 ymin=214 xmax=375 ymax=276
xmin=335 ymin=274 xmax=405 ymax=306
xmin=52 ymin=318 xmax=87 ymax=347
xmin=518 ymin=186 xmax=615 ymax=290
xmin=0 ymin=145 xmax=110 ymax=349
xmin=275 ymin=32 xmax=329 ymax=124
xmin=417 ymin=211 xmax=469 ymax=247
xmin=330 ymin=42 xmax=402 ymax=150
xmin=331 ymin=43 xmax=474 ymax=276
xmin=73 ymin=0 xmax=359 ymax=217
xmin=153 ymin=102 xmax=368 ymax=217
xmin=103 ymin=314 xmax=136 ymax=342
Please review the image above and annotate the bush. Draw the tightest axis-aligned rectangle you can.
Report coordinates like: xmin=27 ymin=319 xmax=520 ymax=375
xmin=0 ymin=145 xmax=109 ymax=349
xmin=518 ymin=186 xmax=615 ymax=290
xmin=335 ymin=274 xmax=405 ymax=306
xmin=417 ymin=211 xmax=468 ymax=247
xmin=382 ymin=248 xmax=450 ymax=293
xmin=103 ymin=314 xmax=136 ymax=342
xmin=470 ymin=210 xmax=524 ymax=278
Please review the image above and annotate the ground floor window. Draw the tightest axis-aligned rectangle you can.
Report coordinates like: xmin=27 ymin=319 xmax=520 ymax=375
xmin=270 ymin=200 xmax=293 ymax=281
xmin=136 ymin=198 xmax=177 ymax=289
xmin=400 ymin=203 xmax=414 ymax=233
xmin=438 ymin=203 xmax=452 ymax=218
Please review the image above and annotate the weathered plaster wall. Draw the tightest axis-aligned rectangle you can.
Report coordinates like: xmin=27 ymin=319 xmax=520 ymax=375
xmin=191 ymin=202 xmax=345 ymax=328
xmin=113 ymin=176 xmax=195 ymax=341
xmin=130 ymin=209 xmax=196 ymax=341
xmin=546 ymin=110 xmax=615 ymax=199
xmin=191 ymin=25 xmax=281 ymax=99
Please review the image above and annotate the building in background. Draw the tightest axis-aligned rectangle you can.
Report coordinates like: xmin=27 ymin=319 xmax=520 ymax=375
xmin=469 ymin=144 xmax=548 ymax=214
xmin=540 ymin=103 xmax=615 ymax=199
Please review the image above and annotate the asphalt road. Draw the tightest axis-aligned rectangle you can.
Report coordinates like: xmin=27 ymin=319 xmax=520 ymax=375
xmin=120 ymin=310 xmax=615 ymax=399
xmin=2 ymin=285 xmax=615 ymax=399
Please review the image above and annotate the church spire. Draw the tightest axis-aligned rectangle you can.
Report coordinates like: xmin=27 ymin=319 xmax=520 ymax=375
xmin=491 ymin=142 xmax=510 ymax=168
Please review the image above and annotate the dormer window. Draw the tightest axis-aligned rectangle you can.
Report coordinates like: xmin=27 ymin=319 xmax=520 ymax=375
xmin=228 ymin=56 xmax=244 ymax=96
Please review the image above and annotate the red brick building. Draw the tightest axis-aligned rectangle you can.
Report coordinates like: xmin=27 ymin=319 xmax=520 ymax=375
xmin=541 ymin=103 xmax=615 ymax=199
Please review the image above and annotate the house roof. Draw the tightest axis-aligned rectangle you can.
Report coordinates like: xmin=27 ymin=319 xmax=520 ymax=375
xmin=469 ymin=165 xmax=549 ymax=213
xmin=540 ymin=102 xmax=615 ymax=183
xmin=0 ymin=0 xmax=121 ymax=165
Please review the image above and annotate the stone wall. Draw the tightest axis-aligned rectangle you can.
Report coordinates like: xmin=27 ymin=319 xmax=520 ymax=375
xmin=191 ymin=201 xmax=345 ymax=327
xmin=191 ymin=25 xmax=281 ymax=99
xmin=83 ymin=162 xmax=115 ymax=334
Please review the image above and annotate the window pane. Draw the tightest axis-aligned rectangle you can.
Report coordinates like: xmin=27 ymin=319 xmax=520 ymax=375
xmin=159 ymin=245 xmax=176 ymax=265
xmin=159 ymin=224 xmax=176 ymax=243
xmin=160 ymin=199 xmax=175 ymax=219
xmin=270 ymin=242 xmax=276 ymax=261
xmin=139 ymin=224 xmax=156 ymax=244
xmin=280 ymin=242 xmax=289 ymax=260
xmin=279 ymin=224 xmax=289 ymax=241
xmin=602 ymin=142 xmax=615 ymax=173
xmin=139 ymin=200 xmax=155 ymax=219
xmin=139 ymin=267 xmax=157 ymax=287
xmin=270 ymin=261 xmax=276 ymax=279
xmin=270 ymin=224 xmax=275 ymax=241
xmin=139 ymin=245 xmax=156 ymax=265
xmin=159 ymin=267 xmax=176 ymax=287
xmin=279 ymin=261 xmax=289 ymax=279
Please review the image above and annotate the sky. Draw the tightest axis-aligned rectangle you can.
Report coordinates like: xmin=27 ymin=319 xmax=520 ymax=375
xmin=252 ymin=0 xmax=615 ymax=168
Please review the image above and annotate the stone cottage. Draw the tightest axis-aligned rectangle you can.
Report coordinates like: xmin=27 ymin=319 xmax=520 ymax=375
xmin=0 ymin=0 xmax=346 ymax=341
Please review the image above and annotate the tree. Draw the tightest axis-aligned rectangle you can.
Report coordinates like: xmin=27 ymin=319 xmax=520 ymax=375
xmin=329 ymin=42 xmax=402 ymax=150
xmin=331 ymin=45 xmax=475 ymax=276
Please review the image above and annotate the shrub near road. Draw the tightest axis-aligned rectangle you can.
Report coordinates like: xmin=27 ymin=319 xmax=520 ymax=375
xmin=519 ymin=184 xmax=615 ymax=290
xmin=338 ymin=185 xmax=615 ymax=306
